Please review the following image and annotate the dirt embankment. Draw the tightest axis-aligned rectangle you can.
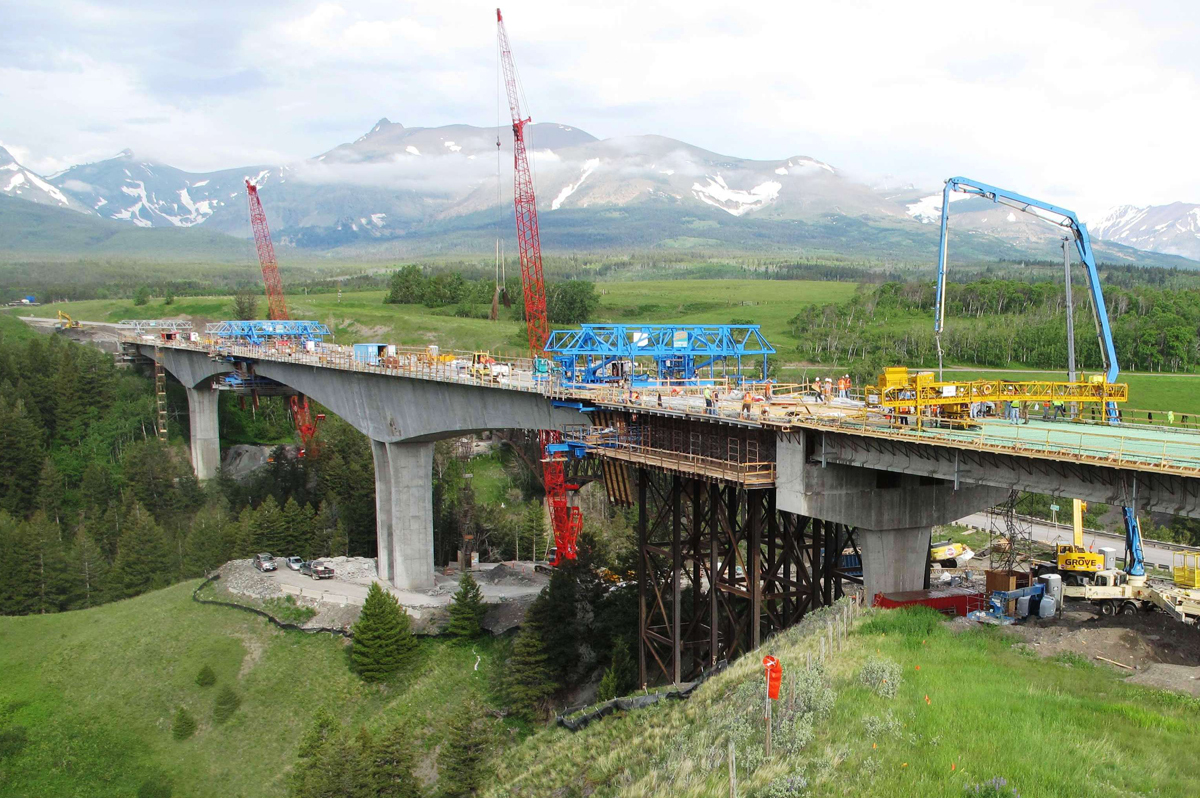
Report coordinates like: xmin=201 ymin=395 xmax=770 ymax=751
xmin=1003 ymin=607 xmax=1200 ymax=695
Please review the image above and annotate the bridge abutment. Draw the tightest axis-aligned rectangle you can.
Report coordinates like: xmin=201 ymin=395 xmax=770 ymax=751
xmin=371 ymin=440 xmax=436 ymax=590
xmin=185 ymin=383 xmax=221 ymax=481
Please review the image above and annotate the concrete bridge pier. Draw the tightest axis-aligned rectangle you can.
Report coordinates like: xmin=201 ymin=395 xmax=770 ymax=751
xmin=185 ymin=383 xmax=221 ymax=481
xmin=776 ymin=431 xmax=1007 ymax=601
xmin=856 ymin=526 xmax=933 ymax=597
xmin=371 ymin=440 xmax=436 ymax=590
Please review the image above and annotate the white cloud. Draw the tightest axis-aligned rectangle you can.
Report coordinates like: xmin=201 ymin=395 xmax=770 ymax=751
xmin=2 ymin=1 xmax=1200 ymax=217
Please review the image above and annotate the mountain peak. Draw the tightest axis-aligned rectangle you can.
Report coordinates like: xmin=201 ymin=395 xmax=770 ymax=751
xmin=0 ymin=146 xmax=15 ymax=167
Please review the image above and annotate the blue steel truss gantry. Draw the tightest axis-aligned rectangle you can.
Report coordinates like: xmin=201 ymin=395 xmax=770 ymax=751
xmin=544 ymin=324 xmax=775 ymax=385
xmin=205 ymin=320 xmax=332 ymax=345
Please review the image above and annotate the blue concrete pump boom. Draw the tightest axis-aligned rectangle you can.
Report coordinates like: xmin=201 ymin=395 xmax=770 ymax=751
xmin=934 ymin=176 xmax=1144 ymax=577
xmin=934 ymin=177 xmax=1119 ymax=387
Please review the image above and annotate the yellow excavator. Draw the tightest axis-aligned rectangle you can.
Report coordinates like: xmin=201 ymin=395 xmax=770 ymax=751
xmin=55 ymin=310 xmax=80 ymax=330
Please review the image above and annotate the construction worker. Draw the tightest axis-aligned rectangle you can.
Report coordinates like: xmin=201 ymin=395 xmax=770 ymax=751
xmin=703 ymin=385 xmax=714 ymax=415
xmin=1052 ymin=399 xmax=1066 ymax=421
xmin=742 ymin=391 xmax=753 ymax=419
xmin=824 ymin=377 xmax=833 ymax=400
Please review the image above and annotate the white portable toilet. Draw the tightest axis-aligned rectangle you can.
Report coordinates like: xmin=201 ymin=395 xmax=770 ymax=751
xmin=1098 ymin=546 xmax=1117 ymax=570
xmin=1038 ymin=573 xmax=1063 ymax=616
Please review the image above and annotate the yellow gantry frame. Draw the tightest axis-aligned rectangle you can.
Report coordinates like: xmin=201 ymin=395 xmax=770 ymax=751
xmin=868 ymin=371 xmax=1128 ymax=412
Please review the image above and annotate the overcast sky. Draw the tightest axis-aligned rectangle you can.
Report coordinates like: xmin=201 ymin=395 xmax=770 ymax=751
xmin=2 ymin=0 xmax=1198 ymax=218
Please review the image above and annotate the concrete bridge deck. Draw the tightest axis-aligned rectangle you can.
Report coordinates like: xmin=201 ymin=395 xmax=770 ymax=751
xmin=133 ymin=335 xmax=1200 ymax=479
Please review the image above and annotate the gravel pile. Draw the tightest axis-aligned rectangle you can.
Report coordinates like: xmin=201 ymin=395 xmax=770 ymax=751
xmin=320 ymin=556 xmax=378 ymax=583
xmin=220 ymin=559 xmax=283 ymax=599
xmin=476 ymin=563 xmax=540 ymax=587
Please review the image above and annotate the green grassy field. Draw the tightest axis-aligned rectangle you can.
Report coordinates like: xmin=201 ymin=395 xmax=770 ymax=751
xmin=489 ymin=606 xmax=1200 ymax=798
xmin=22 ymin=279 xmax=858 ymax=357
xmin=19 ymin=278 xmax=1200 ymax=413
xmin=0 ymin=582 xmax=505 ymax=798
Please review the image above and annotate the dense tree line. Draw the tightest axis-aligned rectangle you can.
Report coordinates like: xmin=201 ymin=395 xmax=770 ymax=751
xmin=790 ymin=278 xmax=1200 ymax=376
xmin=0 ymin=329 xmax=382 ymax=616
xmin=384 ymin=265 xmax=600 ymax=325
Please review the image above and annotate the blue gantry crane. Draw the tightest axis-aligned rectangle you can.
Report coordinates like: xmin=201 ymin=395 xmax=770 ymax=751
xmin=933 ymin=176 xmax=1145 ymax=579
xmin=543 ymin=324 xmax=775 ymax=387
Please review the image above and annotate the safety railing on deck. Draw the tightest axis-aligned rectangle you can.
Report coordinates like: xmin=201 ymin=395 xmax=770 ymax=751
xmin=130 ymin=336 xmax=1200 ymax=478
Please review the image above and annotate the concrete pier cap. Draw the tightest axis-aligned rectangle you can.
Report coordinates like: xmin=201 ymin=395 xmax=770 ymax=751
xmin=775 ymin=431 xmax=1006 ymax=601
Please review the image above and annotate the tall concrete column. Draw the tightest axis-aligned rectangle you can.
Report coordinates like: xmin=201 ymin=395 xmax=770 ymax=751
xmin=857 ymin=526 xmax=933 ymax=601
xmin=185 ymin=384 xmax=220 ymax=480
xmin=371 ymin=440 xmax=435 ymax=590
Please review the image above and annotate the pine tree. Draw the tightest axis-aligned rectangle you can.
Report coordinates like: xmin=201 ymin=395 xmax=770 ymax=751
xmin=0 ymin=397 xmax=45 ymax=516
xmin=71 ymin=527 xmax=108 ymax=609
xmin=112 ymin=503 xmax=172 ymax=599
xmin=280 ymin=497 xmax=314 ymax=558
xmin=233 ymin=505 xmax=257 ymax=559
xmin=331 ymin=520 xmax=349 ymax=558
xmin=502 ymin=600 xmax=556 ymax=720
xmin=311 ymin=501 xmax=338 ymax=559
xmin=351 ymin=582 xmax=417 ymax=681
xmin=436 ymin=701 xmax=489 ymax=798
xmin=252 ymin=496 xmax=288 ymax=555
xmin=172 ymin=707 xmax=197 ymax=740
xmin=521 ymin=503 xmax=546 ymax=561
xmin=52 ymin=347 xmax=85 ymax=448
xmin=36 ymin=458 xmax=65 ymax=527
xmin=184 ymin=501 xmax=235 ymax=577
xmin=446 ymin=571 xmax=486 ymax=637
xmin=368 ymin=723 xmax=421 ymax=798
xmin=196 ymin=665 xmax=216 ymax=688
xmin=596 ymin=638 xmax=635 ymax=701
xmin=22 ymin=513 xmax=71 ymax=614
xmin=213 ymin=685 xmax=241 ymax=724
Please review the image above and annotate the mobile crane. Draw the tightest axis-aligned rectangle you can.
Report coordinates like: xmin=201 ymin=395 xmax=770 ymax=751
xmin=497 ymin=8 xmax=583 ymax=564
xmin=933 ymin=177 xmax=1148 ymax=586
xmin=245 ymin=179 xmax=323 ymax=456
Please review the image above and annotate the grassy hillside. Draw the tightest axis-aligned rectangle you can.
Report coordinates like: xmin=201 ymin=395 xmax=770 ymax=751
xmin=0 ymin=582 xmax=505 ymax=798
xmin=489 ymin=606 xmax=1200 ymax=798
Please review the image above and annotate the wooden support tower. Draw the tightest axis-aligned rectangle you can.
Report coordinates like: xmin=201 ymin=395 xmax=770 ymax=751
xmin=635 ymin=467 xmax=861 ymax=686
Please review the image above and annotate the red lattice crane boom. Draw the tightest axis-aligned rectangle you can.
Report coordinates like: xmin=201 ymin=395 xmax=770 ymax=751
xmin=246 ymin=179 xmax=290 ymax=323
xmin=497 ymin=8 xmax=581 ymax=564
xmin=245 ymin=179 xmax=323 ymax=455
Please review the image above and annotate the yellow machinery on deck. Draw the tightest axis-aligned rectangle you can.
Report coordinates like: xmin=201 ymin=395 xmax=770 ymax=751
xmin=868 ymin=367 xmax=1127 ymax=421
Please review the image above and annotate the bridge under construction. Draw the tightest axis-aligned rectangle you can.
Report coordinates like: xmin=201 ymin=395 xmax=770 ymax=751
xmin=120 ymin=328 xmax=1200 ymax=684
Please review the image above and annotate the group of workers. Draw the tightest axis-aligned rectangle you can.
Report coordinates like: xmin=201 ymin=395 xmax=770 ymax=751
xmin=812 ymin=375 xmax=853 ymax=403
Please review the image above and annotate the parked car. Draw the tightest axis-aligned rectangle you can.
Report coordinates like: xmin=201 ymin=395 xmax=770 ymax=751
xmin=285 ymin=556 xmax=304 ymax=571
xmin=300 ymin=560 xmax=335 ymax=580
xmin=253 ymin=553 xmax=277 ymax=572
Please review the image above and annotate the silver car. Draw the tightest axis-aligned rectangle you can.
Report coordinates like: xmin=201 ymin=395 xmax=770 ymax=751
xmin=285 ymin=556 xmax=304 ymax=571
xmin=253 ymin=553 xmax=277 ymax=572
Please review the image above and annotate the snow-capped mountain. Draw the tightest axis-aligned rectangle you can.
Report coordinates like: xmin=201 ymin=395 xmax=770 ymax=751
xmin=30 ymin=121 xmax=896 ymax=240
xmin=2 ymin=122 xmax=1197 ymax=266
xmin=1090 ymin=203 xmax=1200 ymax=261
xmin=0 ymin=147 xmax=89 ymax=213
